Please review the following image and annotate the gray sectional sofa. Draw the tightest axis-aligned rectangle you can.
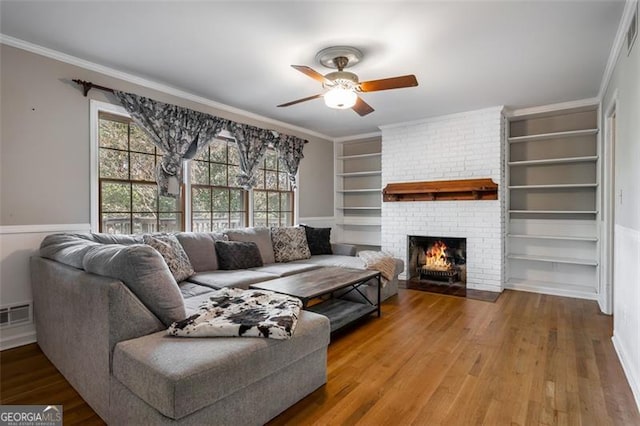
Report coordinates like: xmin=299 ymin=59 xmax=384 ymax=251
xmin=30 ymin=227 xmax=403 ymax=425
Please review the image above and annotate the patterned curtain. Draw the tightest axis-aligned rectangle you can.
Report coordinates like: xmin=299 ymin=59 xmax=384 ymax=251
xmin=228 ymin=123 xmax=276 ymax=190
xmin=275 ymin=135 xmax=306 ymax=189
xmin=113 ymin=91 xmax=227 ymax=197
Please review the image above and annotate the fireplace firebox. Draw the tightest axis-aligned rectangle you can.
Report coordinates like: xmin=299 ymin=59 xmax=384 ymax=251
xmin=407 ymin=236 xmax=467 ymax=290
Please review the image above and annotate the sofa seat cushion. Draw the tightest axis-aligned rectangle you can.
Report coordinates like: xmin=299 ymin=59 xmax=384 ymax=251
xmin=186 ymin=270 xmax=277 ymax=290
xmin=112 ymin=310 xmax=330 ymax=420
xmin=178 ymin=282 xmax=214 ymax=299
xmin=249 ymin=262 xmax=321 ymax=277
xmin=294 ymin=254 xmax=366 ymax=269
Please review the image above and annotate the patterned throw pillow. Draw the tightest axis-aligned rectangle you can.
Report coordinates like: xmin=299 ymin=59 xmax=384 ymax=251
xmin=143 ymin=234 xmax=195 ymax=282
xmin=270 ymin=227 xmax=311 ymax=263
xmin=215 ymin=241 xmax=264 ymax=270
xmin=301 ymin=225 xmax=332 ymax=255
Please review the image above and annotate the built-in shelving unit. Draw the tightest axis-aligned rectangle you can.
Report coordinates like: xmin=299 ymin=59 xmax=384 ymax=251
xmin=505 ymin=104 xmax=600 ymax=300
xmin=334 ymin=137 xmax=382 ymax=248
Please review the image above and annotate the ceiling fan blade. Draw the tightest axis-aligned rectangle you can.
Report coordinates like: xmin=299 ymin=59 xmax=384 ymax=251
xmin=359 ymin=75 xmax=418 ymax=92
xmin=277 ymin=94 xmax=323 ymax=108
xmin=291 ymin=65 xmax=331 ymax=85
xmin=352 ymin=96 xmax=375 ymax=116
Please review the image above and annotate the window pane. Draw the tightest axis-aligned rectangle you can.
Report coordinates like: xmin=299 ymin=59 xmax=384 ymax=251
xmin=254 ymin=191 xmax=267 ymax=212
xmin=192 ymin=187 xmax=211 ymax=212
xmin=132 ymin=184 xmax=158 ymax=213
xmin=102 ymin=213 xmax=130 ymax=234
xmin=210 ymin=141 xmax=227 ymax=163
xmin=133 ymin=212 xmax=157 ymax=234
xmin=230 ymin=190 xmax=245 ymax=212
xmin=279 ymin=172 xmax=290 ymax=191
xmin=268 ymin=212 xmax=280 ymax=227
xmin=228 ymin=166 xmax=241 ymax=187
xmin=99 ymin=149 xmax=129 ymax=179
xmin=254 ymin=169 xmax=265 ymax=189
xmin=159 ymin=194 xmax=180 ymax=212
xmin=264 ymin=151 xmax=277 ymax=170
xmin=130 ymin=153 xmax=155 ymax=181
xmin=265 ymin=171 xmax=278 ymax=190
xmin=227 ymin=144 xmax=239 ymax=165
xmin=192 ymin=212 xmax=211 ymax=232
xmin=193 ymin=147 xmax=209 ymax=162
xmin=191 ymin=160 xmax=209 ymax=185
xmin=212 ymin=212 xmax=229 ymax=231
xmin=229 ymin=212 xmax=245 ymax=229
xmin=253 ymin=211 xmax=267 ymax=228
xmin=211 ymin=163 xmax=227 ymax=186
xmin=281 ymin=212 xmax=293 ymax=226
xmin=129 ymin=125 xmax=155 ymax=153
xmin=212 ymin=188 xmax=230 ymax=212
xmin=101 ymin=182 xmax=130 ymax=212
xmin=99 ymin=119 xmax=128 ymax=150
xmin=267 ymin=192 xmax=279 ymax=212
xmin=159 ymin=213 xmax=181 ymax=233
xmin=281 ymin=192 xmax=292 ymax=211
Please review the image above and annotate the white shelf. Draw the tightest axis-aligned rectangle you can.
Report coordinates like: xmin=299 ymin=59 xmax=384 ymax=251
xmin=508 ymin=234 xmax=598 ymax=242
xmin=508 ymin=183 xmax=597 ymax=189
xmin=337 ymin=171 xmax=382 ymax=177
xmin=336 ymin=217 xmax=382 ymax=226
xmin=508 ymin=128 xmax=598 ymax=143
xmin=508 ymin=156 xmax=598 ymax=166
xmin=336 ymin=206 xmax=381 ymax=210
xmin=507 ymin=254 xmax=598 ymax=266
xmin=337 ymin=153 xmax=382 ymax=160
xmin=336 ymin=188 xmax=381 ymax=193
xmin=509 ymin=210 xmax=598 ymax=214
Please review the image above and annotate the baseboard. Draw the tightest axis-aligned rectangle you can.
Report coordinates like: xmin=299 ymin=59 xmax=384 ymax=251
xmin=612 ymin=335 xmax=640 ymax=412
xmin=468 ymin=283 xmax=503 ymax=293
xmin=0 ymin=328 xmax=36 ymax=351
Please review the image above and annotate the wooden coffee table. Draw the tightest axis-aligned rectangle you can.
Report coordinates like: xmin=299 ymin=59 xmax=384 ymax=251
xmin=250 ymin=266 xmax=381 ymax=332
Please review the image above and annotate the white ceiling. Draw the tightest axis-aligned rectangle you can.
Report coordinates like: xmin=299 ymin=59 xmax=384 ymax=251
xmin=0 ymin=1 xmax=624 ymax=139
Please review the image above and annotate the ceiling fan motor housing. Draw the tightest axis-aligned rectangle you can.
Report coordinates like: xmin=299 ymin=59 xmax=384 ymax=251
xmin=324 ymin=71 xmax=359 ymax=90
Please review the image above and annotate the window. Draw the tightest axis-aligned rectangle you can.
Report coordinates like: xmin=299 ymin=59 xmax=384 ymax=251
xmin=253 ymin=149 xmax=294 ymax=227
xmin=98 ymin=112 xmax=183 ymax=233
xmin=190 ymin=139 xmax=248 ymax=231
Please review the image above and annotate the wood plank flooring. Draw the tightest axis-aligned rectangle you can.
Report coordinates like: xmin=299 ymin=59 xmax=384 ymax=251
xmin=2 ymin=289 xmax=638 ymax=425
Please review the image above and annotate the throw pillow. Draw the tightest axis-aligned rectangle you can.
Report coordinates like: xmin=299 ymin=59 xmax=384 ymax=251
xmin=143 ymin=234 xmax=195 ymax=282
xmin=215 ymin=240 xmax=264 ymax=270
xmin=301 ymin=224 xmax=333 ymax=255
xmin=270 ymin=226 xmax=311 ymax=263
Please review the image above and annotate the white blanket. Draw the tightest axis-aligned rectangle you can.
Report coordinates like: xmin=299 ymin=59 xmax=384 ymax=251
xmin=168 ymin=288 xmax=302 ymax=340
xmin=357 ymin=250 xmax=397 ymax=287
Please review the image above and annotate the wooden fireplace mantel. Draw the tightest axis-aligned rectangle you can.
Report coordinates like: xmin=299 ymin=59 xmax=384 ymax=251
xmin=382 ymin=178 xmax=498 ymax=202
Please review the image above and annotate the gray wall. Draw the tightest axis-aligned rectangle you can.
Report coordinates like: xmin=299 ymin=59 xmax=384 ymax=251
xmin=0 ymin=45 xmax=334 ymax=226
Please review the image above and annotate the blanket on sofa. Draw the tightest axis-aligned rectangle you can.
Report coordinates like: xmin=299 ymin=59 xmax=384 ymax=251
xmin=357 ymin=250 xmax=397 ymax=287
xmin=168 ymin=288 xmax=302 ymax=340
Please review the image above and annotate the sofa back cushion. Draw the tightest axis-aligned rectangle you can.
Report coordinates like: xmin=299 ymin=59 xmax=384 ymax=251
xmin=40 ymin=233 xmax=102 ymax=269
xmin=271 ymin=227 xmax=311 ymax=263
xmin=91 ymin=233 xmax=143 ymax=245
xmin=215 ymin=241 xmax=264 ymax=270
xmin=175 ymin=232 xmax=227 ymax=272
xmin=224 ymin=227 xmax=275 ymax=264
xmin=83 ymin=244 xmax=186 ymax=326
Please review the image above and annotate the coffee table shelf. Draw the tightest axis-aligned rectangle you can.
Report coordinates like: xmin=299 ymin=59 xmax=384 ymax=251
xmin=307 ymin=299 xmax=378 ymax=332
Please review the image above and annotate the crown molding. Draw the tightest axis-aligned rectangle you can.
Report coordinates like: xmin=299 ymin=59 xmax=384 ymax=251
xmin=598 ymin=0 xmax=638 ymax=100
xmin=505 ymin=97 xmax=599 ymax=118
xmin=0 ymin=34 xmax=333 ymax=142
xmin=333 ymin=131 xmax=382 ymax=143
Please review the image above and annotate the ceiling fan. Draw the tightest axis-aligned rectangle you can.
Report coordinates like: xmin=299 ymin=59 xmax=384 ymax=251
xmin=277 ymin=46 xmax=418 ymax=117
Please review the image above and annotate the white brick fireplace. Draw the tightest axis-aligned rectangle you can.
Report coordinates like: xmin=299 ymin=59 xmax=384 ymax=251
xmin=380 ymin=107 xmax=505 ymax=292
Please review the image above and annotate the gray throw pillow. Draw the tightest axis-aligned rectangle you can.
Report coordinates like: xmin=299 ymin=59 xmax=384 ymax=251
xmin=215 ymin=241 xmax=264 ymax=270
xmin=271 ymin=226 xmax=311 ymax=263
xmin=301 ymin=225 xmax=333 ymax=255
xmin=143 ymin=234 xmax=195 ymax=282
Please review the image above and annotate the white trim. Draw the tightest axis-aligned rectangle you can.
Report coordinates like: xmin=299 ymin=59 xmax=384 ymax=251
xmin=0 ymin=330 xmax=37 ymax=351
xmin=506 ymin=97 xmax=599 ymax=118
xmin=598 ymin=0 xmax=639 ymax=100
xmin=0 ymin=223 xmax=91 ymax=235
xmin=504 ymin=281 xmax=599 ymax=301
xmin=0 ymin=34 xmax=333 ymax=142
xmin=600 ymin=92 xmax=617 ymax=315
xmin=612 ymin=335 xmax=640 ymax=412
xmin=333 ymin=131 xmax=381 ymax=143
xmin=90 ymin=100 xmax=129 ymax=232
xmin=379 ymin=106 xmax=504 ymax=130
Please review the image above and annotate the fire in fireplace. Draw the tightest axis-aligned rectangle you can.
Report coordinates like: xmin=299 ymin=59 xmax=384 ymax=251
xmin=408 ymin=236 xmax=467 ymax=288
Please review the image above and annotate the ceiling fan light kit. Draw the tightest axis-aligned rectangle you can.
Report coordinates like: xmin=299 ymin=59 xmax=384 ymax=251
xmin=278 ymin=45 xmax=418 ymax=116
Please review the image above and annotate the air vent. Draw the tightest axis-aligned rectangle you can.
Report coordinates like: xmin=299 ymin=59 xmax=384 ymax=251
xmin=628 ymin=3 xmax=638 ymax=55
xmin=0 ymin=303 xmax=32 ymax=327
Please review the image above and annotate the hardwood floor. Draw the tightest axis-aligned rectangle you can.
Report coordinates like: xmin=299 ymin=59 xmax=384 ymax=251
xmin=2 ymin=289 xmax=638 ymax=425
